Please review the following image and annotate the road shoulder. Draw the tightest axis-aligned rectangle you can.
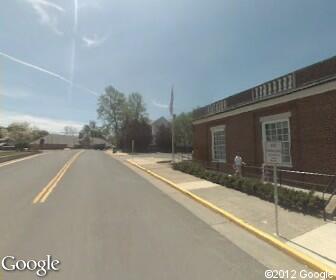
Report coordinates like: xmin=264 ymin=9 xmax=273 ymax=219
xmin=107 ymin=152 xmax=320 ymax=278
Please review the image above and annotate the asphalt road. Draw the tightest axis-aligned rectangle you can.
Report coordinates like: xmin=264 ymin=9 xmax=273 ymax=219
xmin=0 ymin=150 xmax=268 ymax=279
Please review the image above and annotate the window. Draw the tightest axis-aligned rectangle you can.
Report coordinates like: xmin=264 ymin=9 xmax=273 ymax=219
xmin=262 ymin=118 xmax=291 ymax=165
xmin=211 ymin=126 xmax=226 ymax=162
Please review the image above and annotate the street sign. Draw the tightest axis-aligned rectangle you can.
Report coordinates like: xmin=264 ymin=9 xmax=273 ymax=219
xmin=265 ymin=141 xmax=282 ymax=165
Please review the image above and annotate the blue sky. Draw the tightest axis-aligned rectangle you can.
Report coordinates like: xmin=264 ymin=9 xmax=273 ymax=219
xmin=1 ymin=0 xmax=336 ymax=132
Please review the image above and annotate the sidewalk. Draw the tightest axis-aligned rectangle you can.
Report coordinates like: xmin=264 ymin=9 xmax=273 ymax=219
xmin=116 ymin=153 xmax=336 ymax=269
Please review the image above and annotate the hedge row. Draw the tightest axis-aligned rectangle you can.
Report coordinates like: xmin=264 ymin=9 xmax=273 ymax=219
xmin=172 ymin=161 xmax=325 ymax=216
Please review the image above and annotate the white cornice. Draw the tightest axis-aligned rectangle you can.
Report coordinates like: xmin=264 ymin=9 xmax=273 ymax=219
xmin=193 ymin=79 xmax=336 ymax=125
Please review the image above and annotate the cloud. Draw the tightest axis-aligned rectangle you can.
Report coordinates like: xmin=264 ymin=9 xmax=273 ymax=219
xmin=82 ymin=35 xmax=108 ymax=48
xmin=0 ymin=50 xmax=99 ymax=96
xmin=73 ymin=0 xmax=78 ymax=31
xmin=1 ymin=110 xmax=84 ymax=133
xmin=68 ymin=0 xmax=79 ymax=101
xmin=25 ymin=0 xmax=65 ymax=35
xmin=0 ymin=88 xmax=31 ymax=99
xmin=79 ymin=0 xmax=102 ymax=10
xmin=152 ymin=100 xmax=168 ymax=109
xmin=0 ymin=50 xmax=70 ymax=83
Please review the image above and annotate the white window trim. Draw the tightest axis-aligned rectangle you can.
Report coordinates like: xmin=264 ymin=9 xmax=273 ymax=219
xmin=210 ymin=125 xmax=226 ymax=163
xmin=261 ymin=114 xmax=292 ymax=167
xmin=259 ymin=112 xmax=291 ymax=123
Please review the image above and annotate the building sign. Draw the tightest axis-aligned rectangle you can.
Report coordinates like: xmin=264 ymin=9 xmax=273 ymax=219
xmin=264 ymin=141 xmax=282 ymax=165
xmin=252 ymin=73 xmax=295 ymax=101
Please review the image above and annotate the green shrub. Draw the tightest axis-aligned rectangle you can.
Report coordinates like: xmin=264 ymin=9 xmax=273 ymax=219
xmin=172 ymin=161 xmax=325 ymax=216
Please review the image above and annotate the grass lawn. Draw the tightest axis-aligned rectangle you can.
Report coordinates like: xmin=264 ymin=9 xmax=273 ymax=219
xmin=0 ymin=150 xmax=38 ymax=162
xmin=0 ymin=151 xmax=21 ymax=158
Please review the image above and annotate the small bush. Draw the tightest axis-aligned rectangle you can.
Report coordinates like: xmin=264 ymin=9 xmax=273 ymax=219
xmin=173 ymin=161 xmax=325 ymax=216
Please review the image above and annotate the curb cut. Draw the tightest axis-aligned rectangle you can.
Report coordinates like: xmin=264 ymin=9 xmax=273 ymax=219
xmin=127 ymin=159 xmax=336 ymax=277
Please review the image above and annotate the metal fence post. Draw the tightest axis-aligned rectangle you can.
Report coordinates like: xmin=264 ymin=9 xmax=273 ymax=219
xmin=274 ymin=165 xmax=279 ymax=236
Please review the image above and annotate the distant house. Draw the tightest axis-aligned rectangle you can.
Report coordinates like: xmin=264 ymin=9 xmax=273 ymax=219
xmin=86 ymin=137 xmax=110 ymax=150
xmin=0 ymin=137 xmax=15 ymax=150
xmin=30 ymin=134 xmax=80 ymax=149
xmin=30 ymin=134 xmax=110 ymax=150
xmin=151 ymin=117 xmax=170 ymax=145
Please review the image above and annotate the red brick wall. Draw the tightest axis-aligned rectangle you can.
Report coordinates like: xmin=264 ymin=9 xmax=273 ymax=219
xmin=193 ymin=89 xmax=336 ymax=174
xmin=193 ymin=123 xmax=209 ymax=161
xmin=295 ymin=90 xmax=336 ymax=173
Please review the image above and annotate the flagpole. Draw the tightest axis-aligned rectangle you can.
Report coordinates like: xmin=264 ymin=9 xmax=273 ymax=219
xmin=172 ymin=113 xmax=175 ymax=163
xmin=169 ymin=86 xmax=175 ymax=163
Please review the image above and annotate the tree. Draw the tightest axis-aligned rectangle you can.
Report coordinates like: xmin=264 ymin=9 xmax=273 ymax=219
xmin=97 ymin=86 xmax=150 ymax=149
xmin=126 ymin=92 xmax=147 ymax=121
xmin=0 ymin=126 xmax=8 ymax=138
xmin=31 ymin=127 xmax=49 ymax=141
xmin=120 ymin=118 xmax=152 ymax=152
xmin=156 ymin=124 xmax=172 ymax=152
xmin=174 ymin=112 xmax=193 ymax=151
xmin=79 ymin=121 xmax=105 ymax=147
xmin=7 ymin=122 xmax=33 ymax=150
xmin=64 ymin=126 xmax=78 ymax=136
xmin=97 ymin=86 xmax=127 ymax=145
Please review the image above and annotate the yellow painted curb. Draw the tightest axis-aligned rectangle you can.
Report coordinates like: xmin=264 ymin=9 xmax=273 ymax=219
xmin=127 ymin=159 xmax=336 ymax=277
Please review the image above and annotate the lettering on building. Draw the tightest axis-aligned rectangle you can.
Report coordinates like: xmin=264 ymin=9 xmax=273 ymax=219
xmin=252 ymin=73 xmax=295 ymax=101
xmin=207 ymin=99 xmax=227 ymax=115
xmin=201 ymin=73 xmax=296 ymax=118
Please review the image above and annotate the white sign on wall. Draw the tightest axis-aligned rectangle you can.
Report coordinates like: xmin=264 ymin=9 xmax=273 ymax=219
xmin=264 ymin=141 xmax=282 ymax=165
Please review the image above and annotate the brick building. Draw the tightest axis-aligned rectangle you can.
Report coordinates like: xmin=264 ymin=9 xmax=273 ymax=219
xmin=193 ymin=56 xmax=336 ymax=177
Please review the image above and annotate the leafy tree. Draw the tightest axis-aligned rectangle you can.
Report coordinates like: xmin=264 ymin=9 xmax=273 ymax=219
xmin=1 ymin=123 xmax=49 ymax=149
xmin=174 ymin=112 xmax=193 ymax=150
xmin=126 ymin=92 xmax=147 ymax=121
xmin=97 ymin=86 xmax=127 ymax=144
xmin=79 ymin=121 xmax=105 ymax=147
xmin=0 ymin=126 xmax=8 ymax=138
xmin=97 ymin=86 xmax=150 ymax=148
xmin=156 ymin=124 xmax=172 ymax=152
xmin=120 ymin=118 xmax=152 ymax=152
xmin=31 ymin=128 xmax=49 ymax=140
xmin=7 ymin=122 xmax=33 ymax=150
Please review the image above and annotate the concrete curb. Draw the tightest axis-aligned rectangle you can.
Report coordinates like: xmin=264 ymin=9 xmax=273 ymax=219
xmin=127 ymin=159 xmax=336 ymax=277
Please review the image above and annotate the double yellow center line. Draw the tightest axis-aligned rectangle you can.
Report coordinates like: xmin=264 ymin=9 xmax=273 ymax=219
xmin=33 ymin=151 xmax=84 ymax=204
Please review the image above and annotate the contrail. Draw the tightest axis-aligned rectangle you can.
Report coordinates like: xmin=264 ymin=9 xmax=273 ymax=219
xmin=0 ymin=50 xmax=99 ymax=97
xmin=74 ymin=84 xmax=98 ymax=96
xmin=68 ymin=0 xmax=79 ymax=101
xmin=74 ymin=0 xmax=78 ymax=30
xmin=69 ymin=40 xmax=76 ymax=99
xmin=0 ymin=50 xmax=70 ymax=83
